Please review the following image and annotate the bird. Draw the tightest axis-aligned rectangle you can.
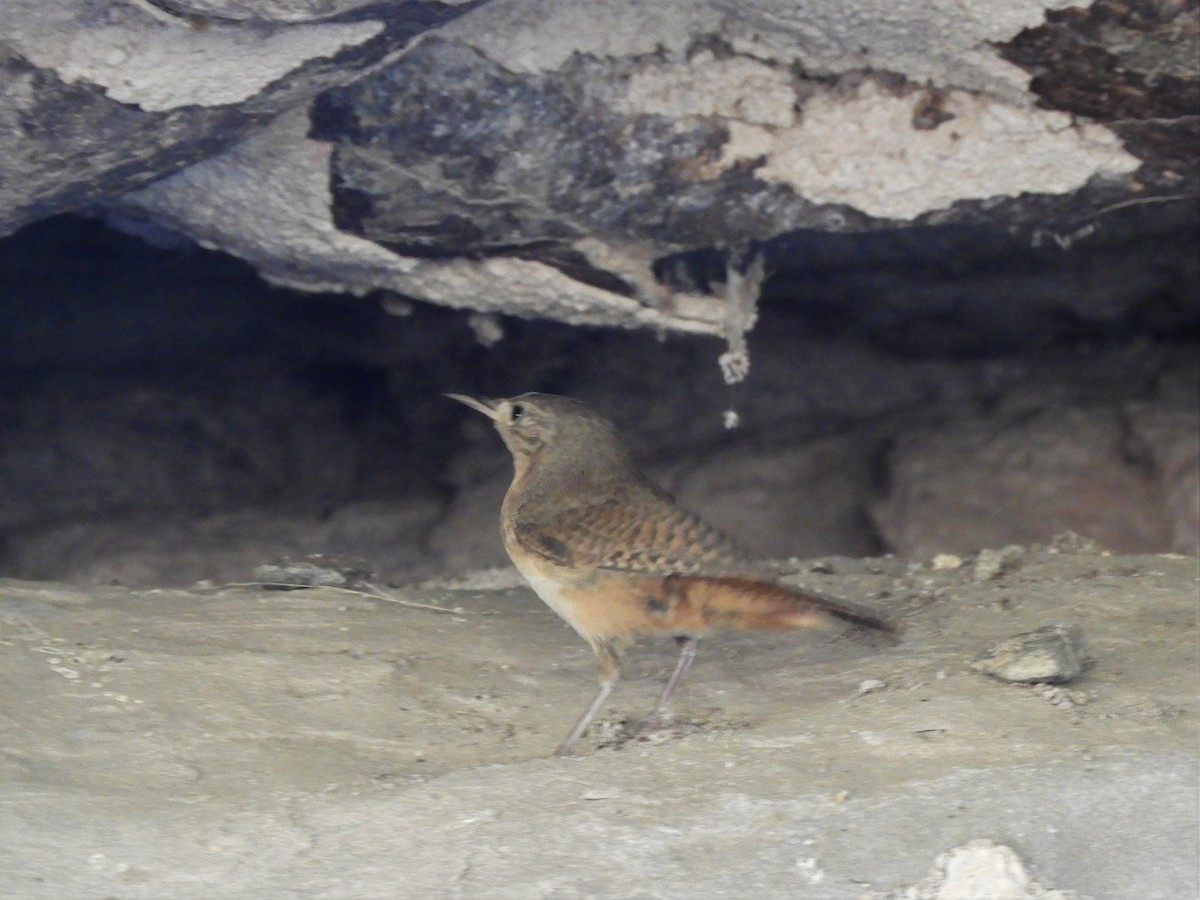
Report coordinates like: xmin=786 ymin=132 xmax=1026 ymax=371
xmin=446 ymin=392 xmax=897 ymax=755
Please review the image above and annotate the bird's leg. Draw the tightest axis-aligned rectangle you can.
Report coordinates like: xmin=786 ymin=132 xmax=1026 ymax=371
xmin=633 ymin=635 xmax=698 ymax=738
xmin=555 ymin=640 xmax=620 ymax=757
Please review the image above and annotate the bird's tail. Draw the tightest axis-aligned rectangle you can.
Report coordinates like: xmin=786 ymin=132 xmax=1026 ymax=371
xmin=667 ymin=575 xmax=898 ymax=639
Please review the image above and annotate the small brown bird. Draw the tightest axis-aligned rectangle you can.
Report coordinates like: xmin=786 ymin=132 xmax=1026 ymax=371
xmin=447 ymin=392 xmax=896 ymax=755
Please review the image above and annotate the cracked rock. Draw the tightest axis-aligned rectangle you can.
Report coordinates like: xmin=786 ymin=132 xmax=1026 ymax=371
xmin=971 ymin=624 xmax=1086 ymax=684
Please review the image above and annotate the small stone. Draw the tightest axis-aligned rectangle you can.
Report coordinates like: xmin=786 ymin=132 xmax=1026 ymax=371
xmin=1032 ymin=683 xmax=1090 ymax=708
xmin=1047 ymin=531 xmax=1102 ymax=554
xmin=910 ymin=839 xmax=1077 ymax=900
xmin=972 ymin=545 xmax=1023 ymax=582
xmin=253 ymin=553 xmax=373 ymax=589
xmin=931 ymin=553 xmax=963 ymax=570
xmin=970 ymin=624 xmax=1086 ymax=684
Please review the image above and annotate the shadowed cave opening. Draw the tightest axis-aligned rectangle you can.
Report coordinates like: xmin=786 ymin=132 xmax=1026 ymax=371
xmin=1 ymin=212 xmax=1196 ymax=587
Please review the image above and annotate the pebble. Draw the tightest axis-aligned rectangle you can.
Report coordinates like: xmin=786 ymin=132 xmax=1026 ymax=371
xmin=253 ymin=553 xmax=373 ymax=588
xmin=972 ymin=545 xmax=1024 ymax=582
xmin=907 ymin=839 xmax=1074 ymax=900
xmin=970 ymin=624 xmax=1086 ymax=684
xmin=931 ymin=553 xmax=963 ymax=570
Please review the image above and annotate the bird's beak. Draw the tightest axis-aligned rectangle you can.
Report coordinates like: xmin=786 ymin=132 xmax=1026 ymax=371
xmin=444 ymin=393 xmax=500 ymax=420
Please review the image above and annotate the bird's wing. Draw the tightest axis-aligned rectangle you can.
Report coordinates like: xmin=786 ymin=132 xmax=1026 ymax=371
xmin=512 ymin=486 xmax=758 ymax=576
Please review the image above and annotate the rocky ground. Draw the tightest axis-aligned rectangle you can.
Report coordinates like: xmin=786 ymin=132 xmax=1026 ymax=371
xmin=1 ymin=543 xmax=1195 ymax=898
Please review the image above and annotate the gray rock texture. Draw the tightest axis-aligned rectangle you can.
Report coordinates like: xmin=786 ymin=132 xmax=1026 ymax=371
xmin=1 ymin=1 xmax=469 ymax=233
xmin=1 ymin=548 xmax=1195 ymax=898
xmin=2 ymin=0 xmax=1195 ymax=333
xmin=971 ymin=624 xmax=1087 ymax=684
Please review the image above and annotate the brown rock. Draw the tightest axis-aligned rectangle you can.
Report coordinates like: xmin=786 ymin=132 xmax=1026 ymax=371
xmin=872 ymin=405 xmax=1174 ymax=558
xmin=1126 ymin=402 xmax=1200 ymax=555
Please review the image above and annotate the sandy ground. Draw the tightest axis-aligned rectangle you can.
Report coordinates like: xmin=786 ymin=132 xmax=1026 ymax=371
xmin=0 ymin=546 xmax=1196 ymax=899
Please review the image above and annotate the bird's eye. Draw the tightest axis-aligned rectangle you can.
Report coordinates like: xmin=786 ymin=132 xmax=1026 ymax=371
xmin=509 ymin=403 xmax=525 ymax=422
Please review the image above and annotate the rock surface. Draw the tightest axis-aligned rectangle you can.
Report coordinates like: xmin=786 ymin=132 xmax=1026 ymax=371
xmin=2 ymin=0 xmax=1195 ymax=332
xmin=871 ymin=403 xmax=1179 ymax=559
xmin=1 ymin=549 xmax=1196 ymax=898
xmin=970 ymin=624 xmax=1087 ymax=684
